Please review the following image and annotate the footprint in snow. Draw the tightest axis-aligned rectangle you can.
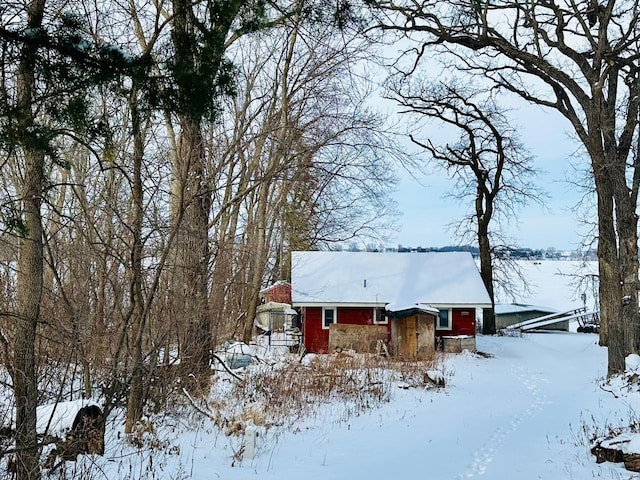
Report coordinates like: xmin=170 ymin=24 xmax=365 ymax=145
xmin=457 ymin=364 xmax=548 ymax=478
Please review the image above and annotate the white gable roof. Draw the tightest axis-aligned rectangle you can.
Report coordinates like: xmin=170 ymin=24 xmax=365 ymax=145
xmin=291 ymin=251 xmax=491 ymax=307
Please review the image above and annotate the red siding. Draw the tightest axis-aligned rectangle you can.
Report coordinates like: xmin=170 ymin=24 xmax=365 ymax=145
xmin=435 ymin=308 xmax=476 ymax=337
xmin=302 ymin=307 xmax=329 ymax=353
xmin=302 ymin=306 xmax=392 ymax=353
xmin=261 ymin=282 xmax=292 ymax=304
xmin=337 ymin=307 xmax=373 ymax=325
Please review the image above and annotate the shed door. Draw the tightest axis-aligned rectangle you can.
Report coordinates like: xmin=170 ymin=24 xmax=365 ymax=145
xmin=397 ymin=316 xmax=418 ymax=360
xmin=453 ymin=308 xmax=476 ymax=336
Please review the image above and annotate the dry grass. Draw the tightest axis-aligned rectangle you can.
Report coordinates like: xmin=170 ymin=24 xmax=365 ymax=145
xmin=202 ymin=350 xmax=446 ymax=436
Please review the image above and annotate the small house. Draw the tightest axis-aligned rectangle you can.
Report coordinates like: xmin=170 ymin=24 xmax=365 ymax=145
xmin=291 ymin=251 xmax=492 ymax=354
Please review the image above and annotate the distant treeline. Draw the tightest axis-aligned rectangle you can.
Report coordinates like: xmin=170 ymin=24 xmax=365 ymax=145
xmin=340 ymin=244 xmax=598 ymax=261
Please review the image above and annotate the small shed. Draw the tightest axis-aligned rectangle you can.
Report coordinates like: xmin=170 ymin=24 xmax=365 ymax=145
xmin=494 ymin=303 xmax=567 ymax=331
xmin=386 ymin=304 xmax=438 ymax=361
xmin=255 ymin=301 xmax=298 ymax=332
xmin=260 ymin=281 xmax=292 ymax=304
xmin=254 ymin=301 xmax=300 ymax=348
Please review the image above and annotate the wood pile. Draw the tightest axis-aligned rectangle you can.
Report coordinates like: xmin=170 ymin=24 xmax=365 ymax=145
xmin=592 ymin=433 xmax=640 ymax=472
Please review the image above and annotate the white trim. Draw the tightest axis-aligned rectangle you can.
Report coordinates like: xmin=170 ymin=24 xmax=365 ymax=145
xmin=373 ymin=307 xmax=388 ymax=325
xmin=293 ymin=302 xmax=388 ymax=308
xmin=436 ymin=308 xmax=452 ymax=330
xmin=293 ymin=302 xmax=491 ymax=309
xmin=429 ymin=303 xmax=491 ymax=309
xmin=322 ymin=307 xmax=336 ymax=330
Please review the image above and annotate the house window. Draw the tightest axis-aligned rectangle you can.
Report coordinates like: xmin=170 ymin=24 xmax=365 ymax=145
xmin=322 ymin=307 xmax=336 ymax=329
xmin=437 ymin=309 xmax=452 ymax=330
xmin=373 ymin=307 xmax=388 ymax=324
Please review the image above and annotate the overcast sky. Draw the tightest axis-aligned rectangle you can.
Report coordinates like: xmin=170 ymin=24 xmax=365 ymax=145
xmin=388 ymin=101 xmax=592 ymax=251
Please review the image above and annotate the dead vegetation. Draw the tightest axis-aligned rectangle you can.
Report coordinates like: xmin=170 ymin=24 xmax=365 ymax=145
xmin=178 ymin=349 xmax=446 ymax=439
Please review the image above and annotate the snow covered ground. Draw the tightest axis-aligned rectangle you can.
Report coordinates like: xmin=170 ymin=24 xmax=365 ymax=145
xmin=177 ymin=334 xmax=636 ymax=480
xmin=79 ymin=332 xmax=639 ymax=480
xmin=46 ymin=260 xmax=640 ymax=479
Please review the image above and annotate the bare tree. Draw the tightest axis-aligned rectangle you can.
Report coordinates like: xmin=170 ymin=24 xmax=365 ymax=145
xmin=205 ymin=11 xmax=401 ymax=343
xmin=0 ymin=2 xmax=143 ymax=472
xmin=367 ymin=0 xmax=640 ymax=376
xmin=388 ymin=79 xmax=541 ymax=333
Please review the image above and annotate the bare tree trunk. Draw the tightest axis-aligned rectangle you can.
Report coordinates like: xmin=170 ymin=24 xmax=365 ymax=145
xmin=210 ymin=217 xmax=238 ymax=343
xmin=594 ymin=148 xmax=639 ymax=374
xmin=478 ymin=220 xmax=495 ymax=335
xmin=125 ymin=88 xmax=147 ymax=433
xmin=172 ymin=116 xmax=212 ymax=384
xmin=242 ymin=185 xmax=270 ymax=343
xmin=13 ymin=1 xmax=46 ymax=478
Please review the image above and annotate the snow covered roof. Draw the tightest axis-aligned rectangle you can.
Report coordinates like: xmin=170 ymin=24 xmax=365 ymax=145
xmin=291 ymin=251 xmax=491 ymax=307
xmin=494 ymin=303 xmax=559 ymax=315
xmin=385 ymin=303 xmax=440 ymax=317
xmin=260 ymin=280 xmax=290 ymax=293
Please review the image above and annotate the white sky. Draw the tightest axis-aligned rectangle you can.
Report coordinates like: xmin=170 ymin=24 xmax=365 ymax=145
xmin=390 ymin=102 xmax=591 ymax=251
xmin=374 ymin=40 xmax=594 ymax=252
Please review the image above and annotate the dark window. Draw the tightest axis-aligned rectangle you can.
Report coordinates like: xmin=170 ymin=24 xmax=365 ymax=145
xmin=438 ymin=309 xmax=451 ymax=329
xmin=323 ymin=308 xmax=335 ymax=329
xmin=373 ymin=307 xmax=388 ymax=324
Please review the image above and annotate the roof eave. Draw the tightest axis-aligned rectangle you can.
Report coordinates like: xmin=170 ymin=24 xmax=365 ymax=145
xmin=292 ymin=301 xmax=493 ymax=309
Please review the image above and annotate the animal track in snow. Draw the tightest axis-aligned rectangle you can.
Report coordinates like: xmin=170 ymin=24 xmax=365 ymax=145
xmin=457 ymin=364 xmax=549 ymax=478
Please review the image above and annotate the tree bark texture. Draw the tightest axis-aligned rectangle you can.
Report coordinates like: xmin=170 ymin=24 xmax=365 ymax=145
xmin=171 ymin=116 xmax=212 ymax=383
xmin=168 ymin=0 xmax=246 ymax=385
xmin=593 ymin=150 xmax=639 ymax=374
xmin=125 ymin=89 xmax=147 ymax=433
xmin=14 ymin=1 xmax=46 ymax=478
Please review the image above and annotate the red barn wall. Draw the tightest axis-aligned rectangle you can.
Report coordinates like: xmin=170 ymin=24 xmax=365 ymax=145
xmin=435 ymin=308 xmax=476 ymax=338
xmin=302 ymin=307 xmax=328 ymax=353
xmin=262 ymin=282 xmax=291 ymax=304
xmin=302 ymin=306 xmax=391 ymax=353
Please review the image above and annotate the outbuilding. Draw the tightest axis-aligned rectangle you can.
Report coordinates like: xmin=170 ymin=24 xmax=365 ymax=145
xmin=494 ymin=303 xmax=569 ymax=331
xmin=386 ymin=304 xmax=438 ymax=360
xmin=291 ymin=251 xmax=492 ymax=354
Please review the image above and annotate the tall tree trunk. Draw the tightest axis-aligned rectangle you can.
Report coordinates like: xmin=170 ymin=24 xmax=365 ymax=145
xmin=167 ymin=0 xmax=240 ymax=388
xmin=172 ymin=116 xmax=212 ymax=384
xmin=594 ymin=149 xmax=640 ymax=374
xmin=242 ymin=184 xmax=270 ymax=343
xmin=588 ymin=72 xmax=640 ymax=375
xmin=210 ymin=218 xmax=238 ymax=343
xmin=125 ymin=89 xmax=147 ymax=433
xmin=14 ymin=1 xmax=46 ymax=478
xmin=478 ymin=219 xmax=495 ymax=335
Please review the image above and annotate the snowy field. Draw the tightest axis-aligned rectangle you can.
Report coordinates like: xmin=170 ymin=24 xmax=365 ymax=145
xmin=494 ymin=259 xmax=599 ymax=313
xmin=214 ymin=334 xmax=627 ymax=480
xmin=83 ymin=333 xmax=636 ymax=480
xmin=39 ymin=259 xmax=640 ymax=479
